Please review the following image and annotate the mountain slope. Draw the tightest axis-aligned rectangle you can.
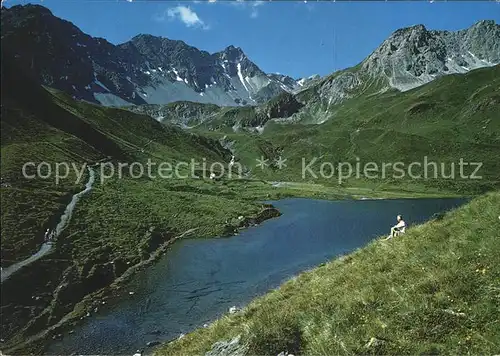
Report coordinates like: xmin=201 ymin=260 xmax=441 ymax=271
xmin=0 ymin=52 xmax=230 ymax=266
xmin=362 ymin=20 xmax=500 ymax=91
xmin=1 ymin=4 xmax=301 ymax=107
xmin=185 ymin=65 xmax=500 ymax=194
xmin=296 ymin=20 xmax=500 ymax=112
xmin=128 ymin=91 xmax=304 ymax=131
xmin=128 ymin=20 xmax=499 ymax=130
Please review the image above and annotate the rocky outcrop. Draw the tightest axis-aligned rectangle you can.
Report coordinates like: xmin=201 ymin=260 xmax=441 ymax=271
xmin=138 ymin=226 xmax=176 ymax=259
xmin=128 ymin=101 xmax=221 ymax=126
xmin=256 ymin=92 xmax=304 ymax=121
xmin=205 ymin=335 xmax=248 ymax=356
xmin=223 ymin=205 xmax=281 ymax=235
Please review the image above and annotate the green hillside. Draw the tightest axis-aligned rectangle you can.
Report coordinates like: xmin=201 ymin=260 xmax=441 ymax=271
xmin=1 ymin=54 xmax=230 ymax=266
xmin=188 ymin=65 xmax=500 ymax=194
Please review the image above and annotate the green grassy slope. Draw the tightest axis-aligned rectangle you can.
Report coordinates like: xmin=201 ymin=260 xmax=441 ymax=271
xmin=49 ymin=90 xmax=230 ymax=164
xmin=157 ymin=191 xmax=500 ymax=355
xmin=0 ymin=56 xmax=227 ymax=346
xmin=192 ymin=66 xmax=500 ymax=194
xmin=1 ymin=57 xmax=105 ymax=264
xmin=1 ymin=52 xmax=237 ymax=264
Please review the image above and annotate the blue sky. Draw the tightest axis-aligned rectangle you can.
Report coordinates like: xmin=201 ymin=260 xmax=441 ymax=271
xmin=4 ymin=0 xmax=500 ymax=78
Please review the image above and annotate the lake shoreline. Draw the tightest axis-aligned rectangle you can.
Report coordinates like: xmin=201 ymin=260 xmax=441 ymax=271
xmin=3 ymin=187 xmax=469 ymax=355
xmin=3 ymin=203 xmax=282 ymax=355
xmin=155 ymin=193 xmax=497 ymax=355
xmin=43 ymin=196 xmax=467 ymax=355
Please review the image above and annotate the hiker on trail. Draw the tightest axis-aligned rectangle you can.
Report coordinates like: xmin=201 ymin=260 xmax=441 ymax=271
xmin=386 ymin=215 xmax=406 ymax=239
xmin=44 ymin=229 xmax=55 ymax=242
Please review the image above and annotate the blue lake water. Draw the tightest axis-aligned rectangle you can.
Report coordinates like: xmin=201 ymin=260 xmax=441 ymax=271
xmin=47 ymin=197 xmax=466 ymax=354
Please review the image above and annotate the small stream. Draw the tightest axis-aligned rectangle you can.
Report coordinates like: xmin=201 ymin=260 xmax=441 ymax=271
xmin=1 ymin=167 xmax=96 ymax=283
xmin=47 ymin=197 xmax=466 ymax=355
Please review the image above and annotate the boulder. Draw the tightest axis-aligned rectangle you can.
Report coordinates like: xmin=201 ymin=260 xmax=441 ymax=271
xmin=146 ymin=341 xmax=161 ymax=347
xmin=205 ymin=335 xmax=248 ymax=356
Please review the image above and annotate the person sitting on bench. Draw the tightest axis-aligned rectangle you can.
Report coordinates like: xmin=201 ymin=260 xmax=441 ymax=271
xmin=387 ymin=215 xmax=406 ymax=239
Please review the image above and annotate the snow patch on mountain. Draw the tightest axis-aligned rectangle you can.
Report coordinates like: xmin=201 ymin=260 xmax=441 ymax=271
xmin=237 ymin=63 xmax=249 ymax=93
xmin=94 ymin=92 xmax=131 ymax=106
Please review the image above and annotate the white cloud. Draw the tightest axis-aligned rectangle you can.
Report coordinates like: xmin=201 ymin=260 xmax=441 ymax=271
xmin=250 ymin=8 xmax=259 ymax=18
xmin=167 ymin=6 xmax=206 ymax=28
xmin=251 ymin=1 xmax=264 ymax=18
xmin=156 ymin=6 xmax=210 ymax=30
xmin=193 ymin=0 xmax=217 ymax=4
xmin=231 ymin=0 xmax=265 ymax=18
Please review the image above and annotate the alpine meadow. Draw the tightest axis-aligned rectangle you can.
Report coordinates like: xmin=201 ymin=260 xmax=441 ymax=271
xmin=1 ymin=2 xmax=499 ymax=355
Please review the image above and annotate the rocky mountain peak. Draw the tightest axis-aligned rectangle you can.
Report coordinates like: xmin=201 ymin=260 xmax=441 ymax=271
xmin=129 ymin=33 xmax=162 ymax=45
xmin=392 ymin=24 xmax=427 ymax=36
xmin=4 ymin=3 xmax=53 ymax=16
xmin=1 ymin=4 xmax=301 ymax=107
xmin=219 ymin=45 xmax=246 ymax=62
xmin=472 ymin=19 xmax=496 ymax=28
xmin=361 ymin=20 xmax=500 ymax=91
xmin=304 ymin=20 xmax=499 ymax=113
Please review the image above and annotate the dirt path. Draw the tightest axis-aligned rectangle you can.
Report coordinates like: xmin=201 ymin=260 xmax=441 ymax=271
xmin=1 ymin=167 xmax=96 ymax=283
